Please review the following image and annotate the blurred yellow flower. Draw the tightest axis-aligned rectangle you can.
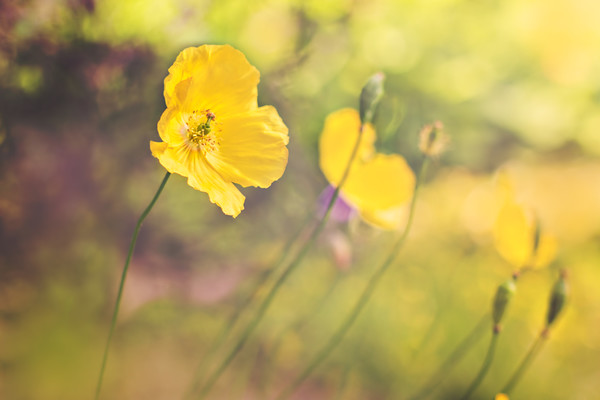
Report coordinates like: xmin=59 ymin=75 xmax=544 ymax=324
xmin=150 ymin=45 xmax=289 ymax=217
xmin=319 ymin=108 xmax=415 ymax=229
xmin=495 ymin=394 xmax=509 ymax=400
xmin=493 ymin=174 xmax=557 ymax=269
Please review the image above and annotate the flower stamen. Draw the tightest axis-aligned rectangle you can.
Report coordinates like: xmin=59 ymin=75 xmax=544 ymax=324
xmin=186 ymin=109 xmax=220 ymax=153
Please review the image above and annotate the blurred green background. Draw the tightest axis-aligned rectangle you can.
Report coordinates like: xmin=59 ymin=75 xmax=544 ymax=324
xmin=1 ymin=0 xmax=600 ymax=399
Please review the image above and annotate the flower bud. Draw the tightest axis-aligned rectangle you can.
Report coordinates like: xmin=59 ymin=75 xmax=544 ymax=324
xmin=359 ymin=72 xmax=385 ymax=124
xmin=546 ymin=270 xmax=568 ymax=327
xmin=532 ymin=215 xmax=542 ymax=257
xmin=418 ymin=121 xmax=449 ymax=157
xmin=492 ymin=279 xmax=517 ymax=327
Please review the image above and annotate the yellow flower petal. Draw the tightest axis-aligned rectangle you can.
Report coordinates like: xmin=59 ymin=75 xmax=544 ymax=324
xmin=185 ymin=154 xmax=246 ymax=218
xmin=150 ymin=142 xmax=245 ymax=217
xmin=360 ymin=205 xmax=408 ymax=230
xmin=205 ymin=105 xmax=289 ymax=188
xmin=319 ymin=108 xmax=415 ymax=230
xmin=164 ymin=45 xmax=259 ymax=116
xmin=319 ymin=108 xmax=376 ymax=186
xmin=495 ymin=394 xmax=509 ymax=400
xmin=151 ymin=45 xmax=289 ymax=217
xmin=150 ymin=141 xmax=188 ymax=177
xmin=156 ymin=107 xmax=187 ymax=146
xmin=494 ymin=202 xmax=532 ymax=267
xmin=532 ymin=232 xmax=558 ymax=269
xmin=493 ymin=201 xmax=557 ymax=269
xmin=343 ymin=153 xmax=415 ymax=211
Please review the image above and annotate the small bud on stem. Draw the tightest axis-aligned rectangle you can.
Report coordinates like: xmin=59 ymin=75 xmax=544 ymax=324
xmin=359 ymin=72 xmax=385 ymax=125
xmin=546 ymin=269 xmax=568 ymax=328
xmin=418 ymin=121 xmax=449 ymax=157
xmin=492 ymin=279 xmax=517 ymax=329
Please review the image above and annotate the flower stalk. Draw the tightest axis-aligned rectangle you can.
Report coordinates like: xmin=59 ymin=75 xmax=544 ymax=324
xmin=274 ymin=155 xmax=431 ymax=400
xmin=460 ymin=331 xmax=500 ymax=400
xmin=408 ymin=314 xmax=489 ymax=400
xmin=184 ymin=213 xmax=313 ymax=398
xmin=500 ymin=270 xmax=568 ymax=396
xmin=459 ymin=274 xmax=517 ymax=400
xmin=95 ymin=171 xmax=171 ymax=400
xmin=193 ymin=74 xmax=385 ymax=399
xmin=500 ymin=332 xmax=546 ymax=396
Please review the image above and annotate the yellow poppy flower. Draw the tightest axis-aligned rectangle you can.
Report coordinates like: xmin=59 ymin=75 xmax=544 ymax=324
xmin=150 ymin=45 xmax=289 ymax=217
xmin=493 ymin=174 xmax=557 ymax=269
xmin=319 ymin=108 xmax=415 ymax=230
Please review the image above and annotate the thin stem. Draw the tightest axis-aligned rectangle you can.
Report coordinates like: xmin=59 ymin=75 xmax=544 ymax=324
xmin=258 ymin=273 xmax=344 ymax=394
xmin=501 ymin=330 xmax=546 ymax=395
xmin=194 ymin=125 xmax=368 ymax=399
xmin=274 ymin=156 xmax=430 ymax=400
xmin=408 ymin=314 xmax=489 ymax=400
xmin=334 ymin=363 xmax=353 ymax=400
xmin=460 ymin=331 xmax=499 ymax=400
xmin=410 ymin=206 xmax=538 ymax=400
xmin=95 ymin=171 xmax=171 ymax=400
xmin=184 ymin=213 xmax=313 ymax=399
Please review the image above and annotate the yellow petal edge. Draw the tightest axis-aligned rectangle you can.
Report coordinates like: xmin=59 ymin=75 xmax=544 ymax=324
xmin=150 ymin=45 xmax=289 ymax=217
xmin=319 ymin=108 xmax=415 ymax=229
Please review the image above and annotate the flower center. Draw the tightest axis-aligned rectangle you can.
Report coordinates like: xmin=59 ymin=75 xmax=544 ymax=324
xmin=185 ymin=110 xmax=219 ymax=153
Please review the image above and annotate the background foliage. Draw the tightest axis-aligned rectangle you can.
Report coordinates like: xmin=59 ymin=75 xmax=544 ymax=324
xmin=1 ymin=0 xmax=599 ymax=399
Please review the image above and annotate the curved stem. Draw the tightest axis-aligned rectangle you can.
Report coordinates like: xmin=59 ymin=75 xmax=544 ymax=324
xmin=184 ymin=213 xmax=314 ymax=399
xmin=334 ymin=363 xmax=353 ymax=400
xmin=194 ymin=125 xmax=367 ymax=399
xmin=501 ymin=330 xmax=546 ymax=396
xmin=460 ymin=331 xmax=499 ymax=400
xmin=95 ymin=171 xmax=171 ymax=400
xmin=408 ymin=314 xmax=489 ymax=400
xmin=274 ymin=157 xmax=430 ymax=400
xmin=258 ymin=272 xmax=344 ymax=393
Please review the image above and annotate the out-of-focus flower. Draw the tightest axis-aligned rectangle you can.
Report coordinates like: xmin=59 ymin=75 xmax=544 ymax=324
xmin=493 ymin=173 xmax=557 ymax=269
xmin=318 ymin=184 xmax=357 ymax=223
xmin=326 ymin=230 xmax=353 ymax=271
xmin=150 ymin=45 xmax=289 ymax=217
xmin=319 ymin=108 xmax=415 ymax=230
xmin=495 ymin=394 xmax=509 ymax=400
xmin=418 ymin=121 xmax=449 ymax=157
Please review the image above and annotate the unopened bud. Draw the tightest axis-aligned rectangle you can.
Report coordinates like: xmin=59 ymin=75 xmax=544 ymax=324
xmin=418 ymin=121 xmax=449 ymax=157
xmin=532 ymin=215 xmax=542 ymax=257
xmin=359 ymin=72 xmax=385 ymax=124
xmin=546 ymin=270 xmax=568 ymax=327
xmin=492 ymin=279 xmax=517 ymax=327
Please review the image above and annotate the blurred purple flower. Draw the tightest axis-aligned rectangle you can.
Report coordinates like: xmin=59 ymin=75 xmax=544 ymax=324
xmin=318 ymin=185 xmax=357 ymax=223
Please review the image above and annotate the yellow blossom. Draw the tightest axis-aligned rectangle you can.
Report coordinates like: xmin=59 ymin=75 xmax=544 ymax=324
xmin=319 ymin=108 xmax=415 ymax=229
xmin=150 ymin=45 xmax=289 ymax=217
xmin=493 ymin=173 xmax=557 ymax=269
xmin=495 ymin=394 xmax=509 ymax=400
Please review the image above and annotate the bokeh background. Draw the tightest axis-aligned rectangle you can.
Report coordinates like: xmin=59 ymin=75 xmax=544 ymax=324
xmin=1 ymin=0 xmax=600 ymax=399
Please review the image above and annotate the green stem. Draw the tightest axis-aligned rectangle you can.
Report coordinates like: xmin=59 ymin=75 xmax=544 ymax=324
xmin=184 ymin=213 xmax=313 ymax=399
xmin=501 ymin=330 xmax=546 ymax=396
xmin=95 ymin=171 xmax=171 ymax=400
xmin=195 ymin=125 xmax=368 ymax=399
xmin=460 ymin=331 xmax=499 ymax=400
xmin=408 ymin=314 xmax=489 ymax=400
xmin=274 ymin=157 xmax=430 ymax=400
xmin=334 ymin=363 xmax=353 ymax=400
xmin=258 ymin=272 xmax=344 ymax=394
